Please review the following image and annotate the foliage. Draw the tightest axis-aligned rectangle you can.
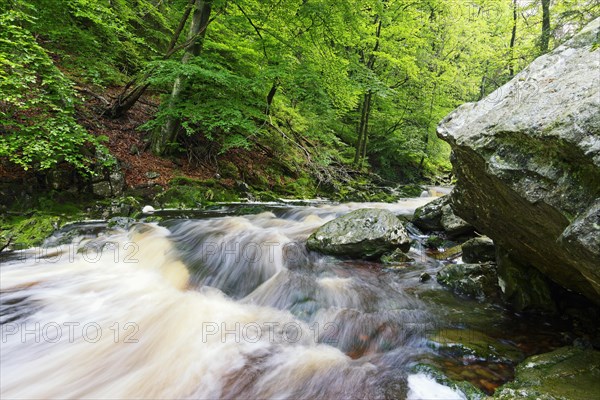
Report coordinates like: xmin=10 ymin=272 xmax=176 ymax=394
xmin=2 ymin=0 xmax=598 ymax=184
xmin=0 ymin=6 xmax=110 ymax=174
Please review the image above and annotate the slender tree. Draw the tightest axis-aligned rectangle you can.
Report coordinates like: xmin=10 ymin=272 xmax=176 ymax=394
xmin=509 ymin=0 xmax=518 ymax=77
xmin=151 ymin=0 xmax=213 ymax=155
xmin=540 ymin=0 xmax=551 ymax=53
xmin=354 ymin=15 xmax=382 ymax=168
xmin=103 ymin=0 xmax=196 ymax=119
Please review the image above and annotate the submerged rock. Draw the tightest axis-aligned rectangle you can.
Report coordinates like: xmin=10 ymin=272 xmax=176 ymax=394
xmin=494 ymin=346 xmax=600 ymax=400
xmin=437 ymin=262 xmax=500 ymax=300
xmin=307 ymin=208 xmax=411 ymax=259
xmin=428 ymin=329 xmax=523 ymax=364
xmin=437 ymin=19 xmax=600 ymax=305
xmin=462 ymin=236 xmax=495 ymax=263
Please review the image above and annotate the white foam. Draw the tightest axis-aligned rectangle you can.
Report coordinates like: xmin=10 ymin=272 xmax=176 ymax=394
xmin=406 ymin=373 xmax=466 ymax=400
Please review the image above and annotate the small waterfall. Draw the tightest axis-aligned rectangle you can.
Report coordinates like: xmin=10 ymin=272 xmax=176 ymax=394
xmin=0 ymin=198 xmax=462 ymax=399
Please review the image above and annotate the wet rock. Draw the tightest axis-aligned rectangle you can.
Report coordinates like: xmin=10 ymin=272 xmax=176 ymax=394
xmin=428 ymin=328 xmax=523 ymax=364
xmin=494 ymin=346 xmax=600 ymax=400
xmin=381 ymin=248 xmax=413 ymax=264
xmin=437 ymin=19 xmax=600 ymax=305
xmin=413 ymin=196 xmax=447 ymax=231
xmin=413 ymin=196 xmax=474 ymax=237
xmin=462 ymin=236 xmax=495 ymax=263
xmin=496 ymin=248 xmax=555 ymax=312
xmin=419 ymin=272 xmax=432 ymax=282
xmin=307 ymin=208 xmax=411 ymax=259
xmin=437 ymin=262 xmax=500 ymax=300
xmin=440 ymin=204 xmax=473 ymax=238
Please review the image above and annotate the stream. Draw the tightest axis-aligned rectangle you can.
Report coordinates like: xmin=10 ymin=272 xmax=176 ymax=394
xmin=0 ymin=198 xmax=573 ymax=399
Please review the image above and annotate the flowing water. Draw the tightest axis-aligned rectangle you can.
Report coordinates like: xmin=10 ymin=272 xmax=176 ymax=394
xmin=0 ymin=199 xmax=572 ymax=399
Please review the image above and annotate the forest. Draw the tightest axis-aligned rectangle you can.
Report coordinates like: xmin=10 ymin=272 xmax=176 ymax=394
xmin=2 ymin=0 xmax=596 ymax=193
xmin=1 ymin=1 xmax=600 ymax=399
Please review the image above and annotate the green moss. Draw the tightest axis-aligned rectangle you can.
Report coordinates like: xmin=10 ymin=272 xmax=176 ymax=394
xmin=425 ymin=235 xmax=445 ymax=249
xmin=157 ymin=179 xmax=239 ymax=208
xmin=169 ymin=176 xmax=217 ymax=187
xmin=398 ymin=184 xmax=424 ymax=198
xmin=1 ymin=197 xmax=86 ymax=249
xmin=494 ymin=347 xmax=600 ymax=400
xmin=2 ymin=214 xmax=61 ymax=248
xmin=218 ymin=160 xmax=239 ymax=179
xmin=252 ymin=191 xmax=279 ymax=202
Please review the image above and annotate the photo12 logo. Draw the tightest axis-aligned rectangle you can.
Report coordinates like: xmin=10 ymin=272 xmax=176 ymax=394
xmin=1 ymin=321 xmax=140 ymax=344
xmin=201 ymin=321 xmax=339 ymax=344
xmin=6 ymin=241 xmax=140 ymax=265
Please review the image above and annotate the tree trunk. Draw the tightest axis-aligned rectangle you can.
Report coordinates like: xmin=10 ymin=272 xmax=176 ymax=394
xmin=353 ymin=92 xmax=368 ymax=166
xmin=152 ymin=0 xmax=212 ymax=156
xmin=359 ymin=92 xmax=372 ymax=167
xmin=540 ymin=0 xmax=551 ymax=54
xmin=353 ymin=16 xmax=381 ymax=168
xmin=103 ymin=0 xmax=195 ymax=119
xmin=265 ymin=80 xmax=279 ymax=115
xmin=509 ymin=0 xmax=517 ymax=77
xmin=418 ymin=83 xmax=437 ymax=175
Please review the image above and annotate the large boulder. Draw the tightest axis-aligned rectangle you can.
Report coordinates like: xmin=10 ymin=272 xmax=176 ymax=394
xmin=307 ymin=208 xmax=411 ymax=259
xmin=437 ymin=19 xmax=600 ymax=305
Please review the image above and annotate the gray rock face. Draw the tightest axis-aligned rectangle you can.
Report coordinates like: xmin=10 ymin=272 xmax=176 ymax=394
xmin=307 ymin=208 xmax=411 ymax=259
xmin=462 ymin=236 xmax=495 ymax=263
xmin=440 ymin=204 xmax=473 ymax=237
xmin=437 ymin=19 xmax=600 ymax=304
xmin=413 ymin=196 xmax=472 ymax=237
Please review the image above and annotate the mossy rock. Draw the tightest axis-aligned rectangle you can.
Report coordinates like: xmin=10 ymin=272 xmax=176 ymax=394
xmin=1 ymin=197 xmax=85 ymax=249
xmin=494 ymin=346 xmax=600 ymax=400
xmin=425 ymin=235 xmax=445 ymax=249
xmin=397 ymin=184 xmax=424 ymax=198
xmin=428 ymin=328 xmax=524 ymax=364
xmin=2 ymin=214 xmax=61 ymax=248
xmin=381 ymin=248 xmax=413 ymax=264
xmin=156 ymin=182 xmax=239 ymax=208
xmin=437 ymin=262 xmax=501 ymax=300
